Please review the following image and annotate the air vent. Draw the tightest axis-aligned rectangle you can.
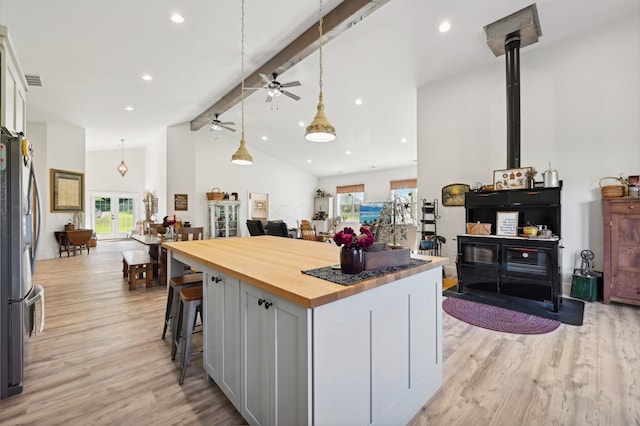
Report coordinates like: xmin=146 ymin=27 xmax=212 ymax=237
xmin=24 ymin=74 xmax=42 ymax=87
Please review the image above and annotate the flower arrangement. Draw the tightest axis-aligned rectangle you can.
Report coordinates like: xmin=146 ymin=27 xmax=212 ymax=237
xmin=333 ymin=226 xmax=374 ymax=249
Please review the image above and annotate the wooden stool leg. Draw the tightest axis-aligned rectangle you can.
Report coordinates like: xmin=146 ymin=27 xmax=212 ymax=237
xmin=145 ymin=263 xmax=153 ymax=288
xmin=128 ymin=266 xmax=136 ymax=290
xmin=123 ymin=259 xmax=129 ymax=278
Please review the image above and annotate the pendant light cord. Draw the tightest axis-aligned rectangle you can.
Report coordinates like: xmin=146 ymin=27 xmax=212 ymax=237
xmin=241 ymin=0 xmax=245 ymax=138
xmin=121 ymin=139 xmax=124 ymax=160
xmin=318 ymin=0 xmax=324 ymax=93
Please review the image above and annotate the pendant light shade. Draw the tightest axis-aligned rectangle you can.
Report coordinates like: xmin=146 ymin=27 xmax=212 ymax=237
xmin=305 ymin=0 xmax=336 ymax=142
xmin=117 ymin=138 xmax=128 ymax=176
xmin=232 ymin=0 xmax=254 ymax=165
xmin=305 ymin=92 xmax=336 ymax=142
xmin=231 ymin=132 xmax=253 ymax=165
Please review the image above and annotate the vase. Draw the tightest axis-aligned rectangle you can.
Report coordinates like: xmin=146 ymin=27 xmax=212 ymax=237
xmin=340 ymin=246 xmax=364 ymax=274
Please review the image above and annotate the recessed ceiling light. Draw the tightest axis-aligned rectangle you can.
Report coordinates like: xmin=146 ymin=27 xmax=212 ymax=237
xmin=298 ymin=121 xmax=305 ymax=127
xmin=170 ymin=14 xmax=184 ymax=23
xmin=346 ymin=150 xmax=351 ymax=155
xmin=400 ymin=137 xmax=407 ymax=143
xmin=355 ymin=98 xmax=363 ymax=105
xmin=439 ymin=21 xmax=451 ymax=33
xmin=307 ymin=159 xmax=312 ymax=163
xmin=261 ymin=136 xmax=268 ymax=141
xmin=125 ymin=106 xmax=134 ymax=111
xmin=142 ymin=74 xmax=153 ymax=81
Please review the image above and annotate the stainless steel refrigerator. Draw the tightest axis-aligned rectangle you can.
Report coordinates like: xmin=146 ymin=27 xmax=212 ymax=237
xmin=0 ymin=126 xmax=43 ymax=399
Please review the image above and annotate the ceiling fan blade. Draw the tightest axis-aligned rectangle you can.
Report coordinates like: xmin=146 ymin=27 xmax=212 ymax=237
xmin=282 ymin=90 xmax=301 ymax=101
xmin=220 ymin=121 xmax=235 ymax=125
xmin=280 ymin=81 xmax=301 ymax=88
xmin=259 ymin=73 xmax=273 ymax=86
xmin=221 ymin=125 xmax=236 ymax=132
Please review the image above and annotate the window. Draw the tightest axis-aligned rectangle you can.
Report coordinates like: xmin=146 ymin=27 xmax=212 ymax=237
xmin=336 ymin=184 xmax=364 ymax=223
xmin=390 ymin=179 xmax=418 ymax=224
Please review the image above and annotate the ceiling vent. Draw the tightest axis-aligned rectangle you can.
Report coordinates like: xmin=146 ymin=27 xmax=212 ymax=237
xmin=24 ymin=74 xmax=42 ymax=87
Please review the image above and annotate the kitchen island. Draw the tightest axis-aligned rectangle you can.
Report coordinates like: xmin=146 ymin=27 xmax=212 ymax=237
xmin=163 ymin=236 xmax=447 ymax=425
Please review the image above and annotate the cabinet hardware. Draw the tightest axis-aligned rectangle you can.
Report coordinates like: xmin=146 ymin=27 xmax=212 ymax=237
xmin=264 ymin=301 xmax=272 ymax=309
xmin=211 ymin=276 xmax=222 ymax=283
xmin=258 ymin=298 xmax=265 ymax=306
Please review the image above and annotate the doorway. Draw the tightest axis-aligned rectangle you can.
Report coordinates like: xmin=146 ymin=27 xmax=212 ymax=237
xmin=90 ymin=192 xmax=138 ymax=239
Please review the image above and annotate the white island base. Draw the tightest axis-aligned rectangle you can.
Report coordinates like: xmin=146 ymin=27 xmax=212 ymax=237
xmin=166 ymin=237 xmax=443 ymax=425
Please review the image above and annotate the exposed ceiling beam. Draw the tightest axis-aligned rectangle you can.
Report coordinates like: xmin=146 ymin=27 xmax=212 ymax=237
xmin=190 ymin=0 xmax=391 ymax=131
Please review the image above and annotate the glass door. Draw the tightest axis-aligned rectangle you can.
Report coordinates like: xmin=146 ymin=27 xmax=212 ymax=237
xmin=90 ymin=192 xmax=138 ymax=239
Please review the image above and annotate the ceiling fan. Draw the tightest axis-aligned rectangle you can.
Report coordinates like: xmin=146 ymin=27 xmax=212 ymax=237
xmin=209 ymin=114 xmax=236 ymax=132
xmin=252 ymin=73 xmax=301 ymax=102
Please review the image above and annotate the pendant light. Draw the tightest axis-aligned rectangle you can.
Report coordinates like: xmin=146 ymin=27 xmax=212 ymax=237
xmin=117 ymin=138 xmax=128 ymax=176
xmin=305 ymin=0 xmax=336 ymax=142
xmin=231 ymin=0 xmax=254 ymax=165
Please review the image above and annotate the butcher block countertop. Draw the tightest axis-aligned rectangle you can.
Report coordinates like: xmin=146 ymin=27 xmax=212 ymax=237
xmin=163 ymin=236 xmax=447 ymax=308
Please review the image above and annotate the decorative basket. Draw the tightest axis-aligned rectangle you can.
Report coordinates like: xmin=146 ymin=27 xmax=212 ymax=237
xmin=599 ymin=177 xmax=627 ymax=199
xmin=207 ymin=187 xmax=225 ymax=201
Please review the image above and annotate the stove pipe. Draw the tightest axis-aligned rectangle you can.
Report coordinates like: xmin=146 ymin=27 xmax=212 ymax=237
xmin=484 ymin=4 xmax=542 ymax=169
xmin=505 ymin=36 xmax=521 ymax=169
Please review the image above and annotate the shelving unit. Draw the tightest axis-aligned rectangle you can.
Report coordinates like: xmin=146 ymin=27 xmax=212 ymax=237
xmin=419 ymin=199 xmax=442 ymax=256
xmin=208 ymin=200 xmax=240 ymax=238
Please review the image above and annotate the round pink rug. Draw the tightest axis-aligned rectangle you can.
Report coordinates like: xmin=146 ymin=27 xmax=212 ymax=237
xmin=442 ymin=297 xmax=561 ymax=334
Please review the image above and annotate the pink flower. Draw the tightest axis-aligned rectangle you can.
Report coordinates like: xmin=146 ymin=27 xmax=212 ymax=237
xmin=333 ymin=226 xmax=374 ymax=249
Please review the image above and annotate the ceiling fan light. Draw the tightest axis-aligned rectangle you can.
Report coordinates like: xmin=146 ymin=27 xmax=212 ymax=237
xmin=211 ymin=123 xmax=222 ymax=131
xmin=268 ymin=90 xmax=275 ymax=97
xmin=305 ymin=92 xmax=336 ymax=142
xmin=231 ymin=133 xmax=254 ymax=165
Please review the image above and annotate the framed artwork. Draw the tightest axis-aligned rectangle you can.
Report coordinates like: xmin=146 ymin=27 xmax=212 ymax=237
xmin=493 ymin=167 xmax=532 ymax=190
xmin=174 ymin=194 xmax=188 ymax=211
xmin=496 ymin=211 xmax=518 ymax=236
xmin=441 ymin=183 xmax=470 ymax=206
xmin=249 ymin=192 xmax=269 ymax=221
xmin=50 ymin=168 xmax=84 ymax=212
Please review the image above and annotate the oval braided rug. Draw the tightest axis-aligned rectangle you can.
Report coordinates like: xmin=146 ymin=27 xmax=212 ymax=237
xmin=443 ymin=297 xmax=561 ymax=334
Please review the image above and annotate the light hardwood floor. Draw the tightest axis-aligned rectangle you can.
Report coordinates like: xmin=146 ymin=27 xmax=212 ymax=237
xmin=1 ymin=239 xmax=638 ymax=425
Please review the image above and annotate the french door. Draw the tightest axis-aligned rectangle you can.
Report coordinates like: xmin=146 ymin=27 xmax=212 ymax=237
xmin=90 ymin=192 xmax=138 ymax=239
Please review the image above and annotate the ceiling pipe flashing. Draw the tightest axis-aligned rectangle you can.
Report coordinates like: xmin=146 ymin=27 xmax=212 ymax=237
xmin=484 ymin=4 xmax=542 ymax=57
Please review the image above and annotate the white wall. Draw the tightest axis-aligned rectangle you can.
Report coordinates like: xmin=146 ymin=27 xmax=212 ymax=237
xmin=417 ymin=15 xmax=640 ymax=282
xmin=27 ymin=121 xmax=87 ymax=259
xmin=167 ymin=123 xmax=319 ymax=236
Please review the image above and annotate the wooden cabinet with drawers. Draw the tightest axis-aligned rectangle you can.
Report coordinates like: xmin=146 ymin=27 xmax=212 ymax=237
xmin=603 ymin=198 xmax=640 ymax=305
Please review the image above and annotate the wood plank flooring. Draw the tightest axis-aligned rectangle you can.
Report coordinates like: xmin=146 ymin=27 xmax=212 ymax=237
xmin=1 ymin=239 xmax=639 ymax=425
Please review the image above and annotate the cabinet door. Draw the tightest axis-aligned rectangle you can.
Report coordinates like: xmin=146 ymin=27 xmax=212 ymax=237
xmin=610 ymin=210 xmax=640 ymax=303
xmin=241 ymin=283 xmax=270 ymax=425
xmin=203 ymin=271 xmax=241 ymax=406
xmin=240 ymin=282 xmax=310 ymax=426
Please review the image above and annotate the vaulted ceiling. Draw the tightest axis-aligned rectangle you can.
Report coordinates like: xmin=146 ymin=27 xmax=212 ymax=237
xmin=0 ymin=0 xmax=636 ymax=177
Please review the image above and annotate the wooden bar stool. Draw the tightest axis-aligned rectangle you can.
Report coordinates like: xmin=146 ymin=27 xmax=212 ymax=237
xmin=161 ymin=273 xmax=203 ymax=340
xmin=171 ymin=285 xmax=203 ymax=385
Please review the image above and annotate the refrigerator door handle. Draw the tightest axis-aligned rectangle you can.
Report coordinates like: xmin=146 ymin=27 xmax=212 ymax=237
xmin=24 ymin=285 xmax=45 ymax=336
xmin=28 ymin=162 xmax=42 ymax=270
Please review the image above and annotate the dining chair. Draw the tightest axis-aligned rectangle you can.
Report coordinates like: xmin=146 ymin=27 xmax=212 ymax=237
xmin=246 ymin=219 xmax=266 ymax=236
xmin=266 ymin=221 xmax=290 ymax=237
xmin=175 ymin=227 xmax=204 ymax=241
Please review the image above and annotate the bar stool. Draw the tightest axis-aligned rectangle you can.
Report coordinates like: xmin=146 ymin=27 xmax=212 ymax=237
xmin=171 ymin=285 xmax=203 ymax=385
xmin=161 ymin=273 xmax=203 ymax=340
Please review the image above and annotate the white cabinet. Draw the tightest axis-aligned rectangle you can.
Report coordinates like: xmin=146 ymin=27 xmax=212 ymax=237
xmin=208 ymin=201 xmax=240 ymax=238
xmin=203 ymin=270 xmax=241 ymax=406
xmin=313 ymin=196 xmax=334 ymax=219
xmin=240 ymin=282 xmax=311 ymax=426
xmin=0 ymin=25 xmax=28 ymax=133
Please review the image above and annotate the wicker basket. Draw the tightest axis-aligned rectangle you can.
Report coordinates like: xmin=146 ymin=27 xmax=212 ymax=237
xmin=207 ymin=187 xmax=225 ymax=201
xmin=599 ymin=177 xmax=627 ymax=199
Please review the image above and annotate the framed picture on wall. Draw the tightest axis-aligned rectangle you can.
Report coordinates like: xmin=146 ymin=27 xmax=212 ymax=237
xmin=174 ymin=194 xmax=188 ymax=211
xmin=441 ymin=183 xmax=470 ymax=206
xmin=50 ymin=168 xmax=84 ymax=212
xmin=493 ymin=167 xmax=532 ymax=190
xmin=249 ymin=192 xmax=268 ymax=221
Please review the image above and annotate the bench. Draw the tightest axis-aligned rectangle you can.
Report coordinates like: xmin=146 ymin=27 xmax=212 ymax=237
xmin=122 ymin=249 xmax=154 ymax=290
